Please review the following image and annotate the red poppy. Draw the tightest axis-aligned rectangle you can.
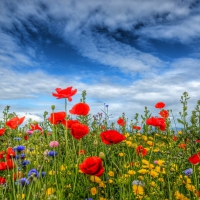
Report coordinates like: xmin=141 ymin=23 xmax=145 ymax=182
xmin=132 ymin=125 xmax=141 ymax=130
xmin=172 ymin=136 xmax=178 ymax=141
xmin=48 ymin=112 xmax=66 ymax=125
xmin=6 ymin=147 xmax=16 ymax=159
xmin=52 ymin=86 xmax=77 ymax=101
xmin=0 ymin=128 xmax=5 ymax=136
xmin=6 ymin=159 xmax=14 ymax=169
xmin=100 ymin=130 xmax=126 ymax=145
xmin=196 ymin=140 xmax=200 ymax=143
xmin=24 ymin=135 xmax=29 ymax=140
xmin=70 ymin=123 xmax=90 ymax=140
xmin=117 ymin=118 xmax=126 ymax=126
xmin=136 ymin=145 xmax=148 ymax=157
xmin=146 ymin=117 xmax=166 ymax=131
xmin=65 ymin=119 xmax=80 ymax=129
xmin=30 ymin=124 xmax=43 ymax=132
xmin=178 ymin=143 xmax=186 ymax=150
xmin=0 ymin=177 xmax=6 ymax=184
xmin=69 ymin=103 xmax=90 ymax=116
xmin=79 ymin=156 xmax=104 ymax=177
xmin=13 ymin=171 xmax=22 ymax=180
xmin=159 ymin=110 xmax=169 ymax=119
xmin=78 ymin=149 xmax=86 ymax=155
xmin=6 ymin=116 xmax=25 ymax=130
xmin=0 ymin=162 xmax=7 ymax=171
xmin=155 ymin=102 xmax=165 ymax=109
xmin=188 ymin=152 xmax=200 ymax=165
xmin=0 ymin=151 xmax=5 ymax=160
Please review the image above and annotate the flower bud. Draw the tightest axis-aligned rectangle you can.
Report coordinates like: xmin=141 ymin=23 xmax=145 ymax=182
xmin=51 ymin=105 xmax=55 ymax=110
xmin=93 ymin=140 xmax=98 ymax=146
xmin=99 ymin=152 xmax=105 ymax=160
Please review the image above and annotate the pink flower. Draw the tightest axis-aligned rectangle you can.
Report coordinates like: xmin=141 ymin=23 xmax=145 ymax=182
xmin=49 ymin=141 xmax=59 ymax=148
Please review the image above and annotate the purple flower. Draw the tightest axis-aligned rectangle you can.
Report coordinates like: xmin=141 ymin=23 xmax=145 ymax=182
xmin=16 ymin=146 xmax=25 ymax=152
xmin=22 ymin=160 xmax=30 ymax=166
xmin=28 ymin=169 xmax=39 ymax=178
xmin=183 ymin=168 xmax=193 ymax=176
xmin=20 ymin=178 xmax=30 ymax=186
xmin=48 ymin=151 xmax=58 ymax=157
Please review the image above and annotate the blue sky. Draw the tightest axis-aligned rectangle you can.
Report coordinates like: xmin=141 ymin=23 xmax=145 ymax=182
xmin=1 ymin=0 xmax=200 ymax=125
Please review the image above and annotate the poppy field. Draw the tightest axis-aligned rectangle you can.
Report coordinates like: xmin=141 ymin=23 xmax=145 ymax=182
xmin=0 ymin=87 xmax=200 ymax=200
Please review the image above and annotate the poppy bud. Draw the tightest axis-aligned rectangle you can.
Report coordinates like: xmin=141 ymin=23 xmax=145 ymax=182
xmin=51 ymin=105 xmax=55 ymax=110
xmin=93 ymin=140 xmax=98 ymax=146
xmin=32 ymin=120 xmax=38 ymax=125
xmin=99 ymin=152 xmax=105 ymax=160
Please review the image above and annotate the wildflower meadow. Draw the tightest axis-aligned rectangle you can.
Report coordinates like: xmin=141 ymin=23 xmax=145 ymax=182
xmin=0 ymin=87 xmax=200 ymax=200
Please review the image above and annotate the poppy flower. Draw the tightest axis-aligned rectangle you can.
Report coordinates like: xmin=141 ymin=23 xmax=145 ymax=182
xmin=6 ymin=159 xmax=14 ymax=169
xmin=6 ymin=147 xmax=16 ymax=159
xmin=79 ymin=156 xmax=104 ymax=177
xmin=117 ymin=118 xmax=126 ymax=126
xmin=0 ymin=151 xmax=5 ymax=160
xmin=6 ymin=116 xmax=25 ymax=130
xmin=100 ymin=130 xmax=126 ymax=145
xmin=0 ymin=162 xmax=7 ymax=171
xmin=0 ymin=128 xmax=5 ymax=136
xmin=0 ymin=177 xmax=6 ymax=184
xmin=78 ymin=149 xmax=86 ymax=155
xmin=52 ymin=86 xmax=77 ymax=101
xmin=136 ymin=145 xmax=148 ymax=157
xmin=69 ymin=103 xmax=90 ymax=116
xmin=30 ymin=123 xmax=43 ymax=132
xmin=65 ymin=119 xmax=80 ymax=129
xmin=159 ymin=110 xmax=169 ymax=119
xmin=155 ymin=102 xmax=165 ymax=109
xmin=24 ymin=135 xmax=29 ymax=140
xmin=173 ymin=136 xmax=178 ymax=141
xmin=132 ymin=126 xmax=141 ymax=130
xmin=188 ymin=152 xmax=200 ymax=165
xmin=70 ymin=123 xmax=90 ymax=140
xmin=178 ymin=143 xmax=186 ymax=150
xmin=146 ymin=117 xmax=166 ymax=131
xmin=48 ymin=112 xmax=66 ymax=125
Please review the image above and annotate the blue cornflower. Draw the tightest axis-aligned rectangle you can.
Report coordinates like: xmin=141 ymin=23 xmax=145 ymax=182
xmin=41 ymin=172 xmax=46 ymax=177
xmin=14 ymin=155 xmax=19 ymax=160
xmin=48 ymin=151 xmax=58 ymax=157
xmin=28 ymin=169 xmax=39 ymax=178
xmin=22 ymin=160 xmax=30 ymax=166
xmin=85 ymin=199 xmax=93 ymax=200
xmin=183 ymin=168 xmax=193 ymax=176
xmin=16 ymin=146 xmax=25 ymax=152
xmin=105 ymin=105 xmax=109 ymax=108
xmin=20 ymin=178 xmax=30 ymax=186
xmin=21 ymin=154 xmax=25 ymax=158
xmin=13 ymin=137 xmax=21 ymax=141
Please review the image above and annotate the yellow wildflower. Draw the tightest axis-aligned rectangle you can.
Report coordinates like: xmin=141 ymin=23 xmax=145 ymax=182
xmin=147 ymin=141 xmax=153 ymax=146
xmin=46 ymin=188 xmax=55 ymax=196
xmin=16 ymin=194 xmax=25 ymax=199
xmin=91 ymin=187 xmax=98 ymax=195
xmin=66 ymin=184 xmax=71 ymax=188
xmin=124 ymin=163 xmax=130 ymax=168
xmin=178 ymin=131 xmax=182 ymax=135
xmin=149 ymin=170 xmax=159 ymax=178
xmin=99 ymin=181 xmax=106 ymax=188
xmin=138 ymin=176 xmax=144 ymax=180
xmin=119 ymin=152 xmax=124 ymax=157
xmin=148 ymin=136 xmax=154 ymax=140
xmin=60 ymin=165 xmax=67 ymax=171
xmin=99 ymin=197 xmax=107 ymax=200
xmin=128 ymin=170 xmax=136 ymax=175
xmin=126 ymin=141 xmax=132 ymax=147
xmin=174 ymin=191 xmax=189 ymax=200
xmin=108 ymin=171 xmax=114 ymax=177
xmin=185 ymin=184 xmax=196 ymax=192
xmin=158 ymin=178 xmax=164 ymax=182
xmin=108 ymin=179 xmax=113 ymax=183
xmin=142 ymin=159 xmax=149 ymax=165
xmin=125 ymin=133 xmax=130 ymax=138
xmin=157 ymin=160 xmax=165 ymax=166
xmin=138 ymin=169 xmax=148 ymax=174
xmin=132 ymin=185 xmax=144 ymax=196
xmin=142 ymin=135 xmax=147 ymax=141
xmin=151 ymin=181 xmax=156 ymax=187
xmin=90 ymin=176 xmax=102 ymax=183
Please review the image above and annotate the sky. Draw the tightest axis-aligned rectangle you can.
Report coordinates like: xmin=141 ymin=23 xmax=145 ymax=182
xmin=1 ymin=0 xmax=200 ymax=127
